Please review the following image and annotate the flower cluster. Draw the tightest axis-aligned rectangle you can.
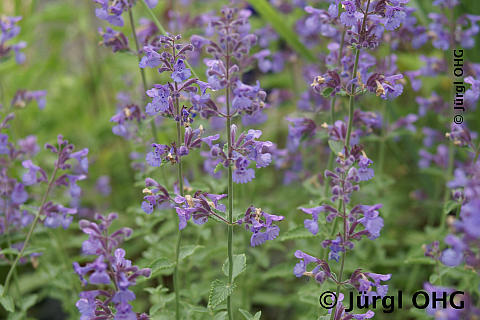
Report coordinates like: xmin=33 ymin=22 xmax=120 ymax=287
xmin=204 ymin=125 xmax=274 ymax=184
xmin=73 ymin=213 xmax=151 ymax=320
xmin=0 ymin=16 xmax=26 ymax=64
xmin=439 ymin=157 xmax=480 ymax=272
xmin=0 ymin=117 xmax=88 ymax=278
xmin=141 ymin=177 xmax=230 ymax=231
xmin=110 ymin=93 xmax=146 ymax=140
xmin=237 ymin=206 xmax=284 ymax=247
xmin=146 ymin=126 xmax=218 ymax=166
xmin=191 ymin=7 xmax=268 ymax=125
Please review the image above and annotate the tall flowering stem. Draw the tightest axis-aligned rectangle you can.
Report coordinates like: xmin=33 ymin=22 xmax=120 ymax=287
xmin=173 ymin=79 xmax=183 ymax=320
xmin=225 ymin=41 xmax=234 ymax=320
xmin=2 ymin=135 xmax=85 ymax=294
xmin=3 ymin=165 xmax=58 ymax=295
xmin=127 ymin=6 xmax=158 ymax=141
xmin=324 ymin=28 xmax=347 ymax=198
xmin=331 ymin=1 xmax=369 ymax=319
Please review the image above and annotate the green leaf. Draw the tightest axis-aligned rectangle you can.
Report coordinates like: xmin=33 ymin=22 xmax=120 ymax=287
xmin=278 ymin=226 xmax=316 ymax=241
xmin=328 ymin=140 xmax=344 ymax=155
xmin=222 ymin=254 xmax=247 ymax=280
xmin=0 ymin=247 xmax=45 ymax=257
xmin=149 ymin=257 xmax=175 ymax=272
xmin=246 ymin=0 xmax=315 ymax=62
xmin=214 ymin=311 xmax=228 ymax=320
xmin=443 ymin=200 xmax=460 ymax=215
xmin=208 ymin=280 xmax=236 ymax=309
xmin=239 ymin=309 xmax=262 ymax=320
xmin=322 ymin=87 xmax=334 ymax=97
xmin=429 ymin=267 xmax=451 ymax=284
xmin=20 ymin=294 xmax=37 ymax=311
xmin=179 ymin=245 xmax=203 ymax=261
xmin=0 ymin=295 xmax=15 ymax=313
xmin=214 ymin=162 xmax=224 ymax=173
xmin=404 ymin=257 xmax=436 ymax=265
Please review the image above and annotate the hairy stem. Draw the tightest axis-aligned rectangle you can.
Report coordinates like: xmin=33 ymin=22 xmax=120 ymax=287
xmin=323 ymin=29 xmax=346 ymax=199
xmin=225 ymin=46 xmax=234 ymax=320
xmin=128 ymin=7 xmax=158 ymax=141
xmin=3 ymin=165 xmax=59 ymax=295
xmin=173 ymin=82 xmax=184 ymax=319
xmin=329 ymin=200 xmax=347 ymax=320
xmin=378 ymin=101 xmax=388 ymax=177
xmin=345 ymin=48 xmax=361 ymax=148
xmin=329 ymin=2 xmax=369 ymax=318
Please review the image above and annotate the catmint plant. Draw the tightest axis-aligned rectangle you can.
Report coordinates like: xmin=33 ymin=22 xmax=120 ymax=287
xmin=191 ymin=7 xmax=284 ymax=318
xmin=293 ymin=0 xmax=408 ymax=318
xmin=2 ymin=132 xmax=88 ymax=298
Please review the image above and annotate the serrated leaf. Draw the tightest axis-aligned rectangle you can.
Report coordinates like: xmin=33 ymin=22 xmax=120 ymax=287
xmin=149 ymin=257 xmax=175 ymax=272
xmin=246 ymin=0 xmax=315 ymax=62
xmin=0 ymin=295 xmax=14 ymax=312
xmin=208 ymin=280 xmax=236 ymax=309
xmin=180 ymin=245 xmax=203 ymax=261
xmin=222 ymin=254 xmax=246 ymax=281
xmin=239 ymin=309 xmax=261 ymax=320
xmin=328 ymin=140 xmax=344 ymax=155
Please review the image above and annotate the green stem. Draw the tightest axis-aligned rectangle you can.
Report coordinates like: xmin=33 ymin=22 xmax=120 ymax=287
xmin=140 ymin=0 xmax=199 ymax=79
xmin=378 ymin=101 xmax=388 ymax=177
xmin=329 ymin=200 xmax=347 ymax=320
xmin=323 ymin=29 xmax=346 ymax=199
xmin=474 ymin=147 xmax=480 ymax=163
xmin=345 ymin=48 xmax=361 ymax=148
xmin=440 ymin=141 xmax=454 ymax=229
xmin=225 ymin=48 xmax=234 ymax=320
xmin=128 ymin=7 xmax=158 ymax=141
xmin=173 ymin=82 xmax=184 ymax=319
xmin=329 ymin=2 xmax=369 ymax=318
xmin=3 ymin=165 xmax=59 ymax=295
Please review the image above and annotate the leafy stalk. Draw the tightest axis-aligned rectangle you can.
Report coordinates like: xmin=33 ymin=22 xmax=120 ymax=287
xmin=225 ymin=41 xmax=234 ymax=320
xmin=3 ymin=165 xmax=59 ymax=296
xmin=330 ymin=2 xmax=370 ymax=318
xmin=173 ymin=81 xmax=184 ymax=320
xmin=324 ymin=29 xmax=346 ymax=199
xmin=127 ymin=7 xmax=158 ymax=141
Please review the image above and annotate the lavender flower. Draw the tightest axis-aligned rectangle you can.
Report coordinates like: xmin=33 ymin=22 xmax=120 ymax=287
xmin=0 ymin=16 xmax=26 ymax=64
xmin=237 ymin=207 xmax=284 ymax=247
